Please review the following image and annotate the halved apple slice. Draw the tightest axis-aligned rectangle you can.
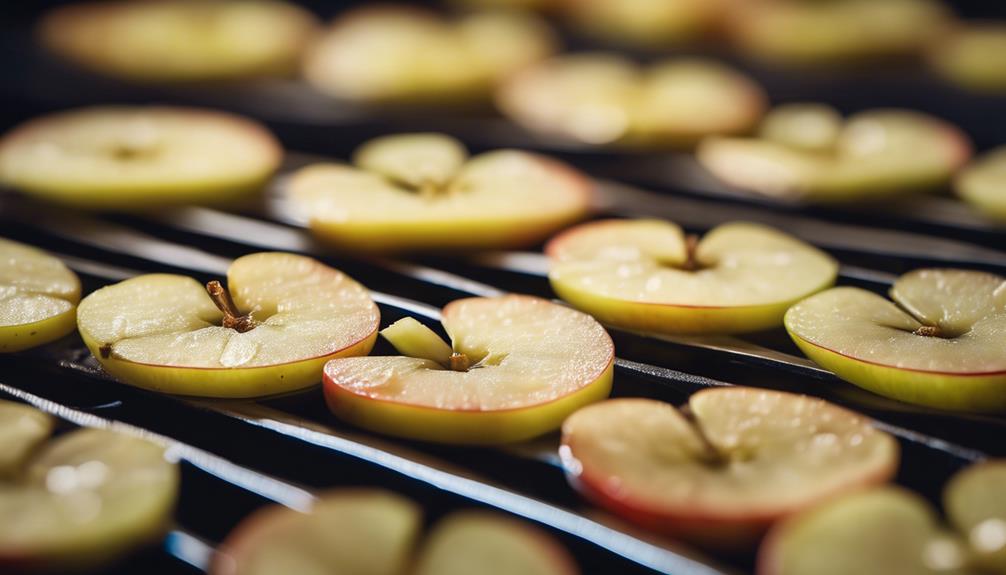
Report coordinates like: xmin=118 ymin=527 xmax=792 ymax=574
xmin=38 ymin=0 xmax=320 ymax=82
xmin=303 ymin=6 xmax=556 ymax=102
xmin=560 ymin=390 xmax=899 ymax=550
xmin=77 ymin=252 xmax=379 ymax=398
xmin=0 ymin=402 xmax=179 ymax=571
xmin=1 ymin=238 xmax=81 ymax=353
xmin=929 ymin=23 xmax=1006 ymax=94
xmin=286 ymin=133 xmax=592 ymax=253
xmin=0 ymin=400 xmax=53 ymax=478
xmin=497 ymin=53 xmax=765 ymax=148
xmin=546 ymin=219 xmax=838 ymax=334
xmin=956 ymin=146 xmax=1006 ymax=221
xmin=785 ymin=269 xmax=1006 ymax=412
xmin=945 ymin=460 xmax=1006 ymax=572
xmin=0 ymin=106 xmax=282 ymax=210
xmin=324 ymin=295 xmax=613 ymax=444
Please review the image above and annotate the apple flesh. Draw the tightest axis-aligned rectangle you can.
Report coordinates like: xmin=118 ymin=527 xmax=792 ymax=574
xmin=698 ymin=106 xmax=972 ymax=202
xmin=930 ymin=24 xmax=1006 ymax=93
xmin=497 ymin=53 xmax=766 ymax=148
xmin=76 ymin=252 xmax=379 ymax=398
xmin=785 ymin=269 xmax=1006 ymax=412
xmin=380 ymin=317 xmax=454 ymax=367
xmin=324 ymin=295 xmax=614 ymax=444
xmin=956 ymin=146 xmax=1006 ymax=221
xmin=560 ymin=0 xmax=717 ymax=47
xmin=38 ymin=0 xmax=320 ymax=82
xmin=0 ymin=401 xmax=53 ymax=478
xmin=0 ymin=106 xmax=282 ymax=210
xmin=0 ymin=401 xmax=179 ymax=571
xmin=286 ymin=133 xmax=592 ymax=253
xmin=546 ymin=219 xmax=838 ymax=334
xmin=302 ymin=7 xmax=556 ymax=103
xmin=1 ymin=238 xmax=81 ymax=353
xmin=560 ymin=389 xmax=899 ymax=550
xmin=944 ymin=461 xmax=1006 ymax=573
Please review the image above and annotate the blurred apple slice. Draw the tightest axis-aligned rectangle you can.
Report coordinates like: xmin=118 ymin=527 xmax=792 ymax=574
xmin=0 ymin=401 xmax=53 ymax=478
xmin=303 ymin=6 xmax=556 ymax=103
xmin=76 ymin=252 xmax=379 ymax=398
xmin=956 ymin=146 xmax=1006 ymax=221
xmin=0 ymin=405 xmax=179 ymax=571
xmin=286 ymin=133 xmax=591 ymax=253
xmin=929 ymin=24 xmax=1006 ymax=94
xmin=324 ymin=295 xmax=613 ymax=444
xmin=757 ymin=487 xmax=971 ymax=575
xmin=1 ymin=238 xmax=81 ymax=353
xmin=945 ymin=460 xmax=1006 ymax=572
xmin=560 ymin=390 xmax=899 ymax=550
xmin=698 ymin=105 xmax=971 ymax=202
xmin=497 ymin=53 xmax=765 ymax=148
xmin=38 ymin=0 xmax=320 ymax=82
xmin=0 ymin=106 xmax=281 ymax=210
xmin=546 ymin=219 xmax=838 ymax=334
xmin=785 ymin=269 xmax=1006 ymax=412
xmin=560 ymin=0 xmax=719 ymax=47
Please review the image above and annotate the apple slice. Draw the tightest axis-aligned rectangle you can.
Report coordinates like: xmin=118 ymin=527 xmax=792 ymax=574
xmin=76 ymin=252 xmax=379 ymax=398
xmin=698 ymin=106 xmax=972 ymax=202
xmin=560 ymin=0 xmax=718 ymax=47
xmin=1 ymin=238 xmax=81 ymax=353
xmin=0 ymin=106 xmax=282 ymax=210
xmin=546 ymin=219 xmax=838 ymax=334
xmin=38 ymin=0 xmax=320 ymax=82
xmin=929 ymin=24 xmax=1006 ymax=94
xmin=757 ymin=487 xmax=971 ymax=575
xmin=560 ymin=390 xmax=899 ymax=550
xmin=956 ymin=146 xmax=1006 ymax=221
xmin=497 ymin=53 xmax=765 ymax=148
xmin=0 ymin=400 xmax=53 ymax=478
xmin=286 ymin=133 xmax=592 ymax=253
xmin=944 ymin=460 xmax=1006 ymax=573
xmin=0 ymin=404 xmax=179 ymax=571
xmin=380 ymin=317 xmax=454 ymax=367
xmin=303 ymin=6 xmax=556 ymax=103
xmin=214 ymin=490 xmax=579 ymax=575
xmin=785 ymin=269 xmax=1006 ymax=412
xmin=324 ymin=295 xmax=613 ymax=444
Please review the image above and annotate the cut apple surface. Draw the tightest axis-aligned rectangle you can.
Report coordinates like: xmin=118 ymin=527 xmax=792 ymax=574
xmin=38 ymin=0 xmax=320 ymax=82
xmin=0 ymin=400 xmax=53 ymax=478
xmin=286 ymin=133 xmax=592 ymax=253
xmin=930 ymin=24 xmax=1006 ymax=93
xmin=560 ymin=390 xmax=899 ymax=550
xmin=0 ymin=402 xmax=179 ymax=571
xmin=303 ymin=6 xmax=556 ymax=102
xmin=214 ymin=489 xmax=579 ymax=575
xmin=785 ymin=269 xmax=1006 ymax=412
xmin=956 ymin=146 xmax=1006 ymax=221
xmin=0 ymin=106 xmax=282 ymax=210
xmin=1 ymin=238 xmax=81 ymax=353
xmin=945 ymin=460 xmax=1006 ymax=573
xmin=546 ymin=219 xmax=838 ymax=334
xmin=76 ymin=252 xmax=379 ymax=398
xmin=324 ymin=295 xmax=613 ymax=444
xmin=698 ymin=105 xmax=972 ymax=202
xmin=497 ymin=53 xmax=766 ymax=148
xmin=560 ymin=0 xmax=719 ymax=47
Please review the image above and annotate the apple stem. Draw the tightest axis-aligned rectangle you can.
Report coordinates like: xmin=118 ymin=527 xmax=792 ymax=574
xmin=914 ymin=325 xmax=942 ymax=337
xmin=683 ymin=234 xmax=700 ymax=271
xmin=206 ymin=281 xmax=257 ymax=333
xmin=449 ymin=352 xmax=470 ymax=372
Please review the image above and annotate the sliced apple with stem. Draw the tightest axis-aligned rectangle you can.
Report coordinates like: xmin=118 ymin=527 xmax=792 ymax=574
xmin=38 ymin=0 xmax=320 ymax=83
xmin=785 ymin=269 xmax=1006 ymax=413
xmin=560 ymin=389 xmax=899 ymax=551
xmin=0 ymin=400 xmax=179 ymax=571
xmin=214 ymin=489 xmax=579 ymax=575
xmin=76 ymin=252 xmax=379 ymax=398
xmin=0 ymin=106 xmax=282 ymax=210
xmin=944 ymin=460 xmax=1006 ymax=573
xmin=956 ymin=146 xmax=1006 ymax=221
xmin=324 ymin=295 xmax=613 ymax=444
xmin=1 ymin=237 xmax=81 ymax=353
xmin=698 ymin=105 xmax=972 ymax=202
xmin=497 ymin=53 xmax=766 ymax=148
xmin=546 ymin=219 xmax=838 ymax=335
xmin=286 ymin=133 xmax=592 ymax=253
xmin=929 ymin=23 xmax=1006 ymax=94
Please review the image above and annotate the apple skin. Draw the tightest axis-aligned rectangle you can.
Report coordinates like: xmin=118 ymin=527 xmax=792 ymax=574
xmin=788 ymin=334 xmax=1006 ymax=413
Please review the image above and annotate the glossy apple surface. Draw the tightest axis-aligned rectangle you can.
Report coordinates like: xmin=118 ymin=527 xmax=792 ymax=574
xmin=39 ymin=0 xmax=320 ymax=82
xmin=698 ymin=106 xmax=971 ymax=202
xmin=0 ymin=238 xmax=81 ymax=353
xmin=324 ymin=295 xmax=614 ymax=444
xmin=497 ymin=53 xmax=765 ymax=148
xmin=0 ymin=106 xmax=281 ymax=210
xmin=785 ymin=269 xmax=1006 ymax=412
xmin=560 ymin=389 xmax=899 ymax=550
xmin=547 ymin=219 xmax=838 ymax=334
xmin=287 ymin=133 xmax=592 ymax=253
xmin=77 ymin=252 xmax=379 ymax=398
xmin=944 ymin=460 xmax=1006 ymax=572
xmin=956 ymin=146 xmax=1006 ymax=221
